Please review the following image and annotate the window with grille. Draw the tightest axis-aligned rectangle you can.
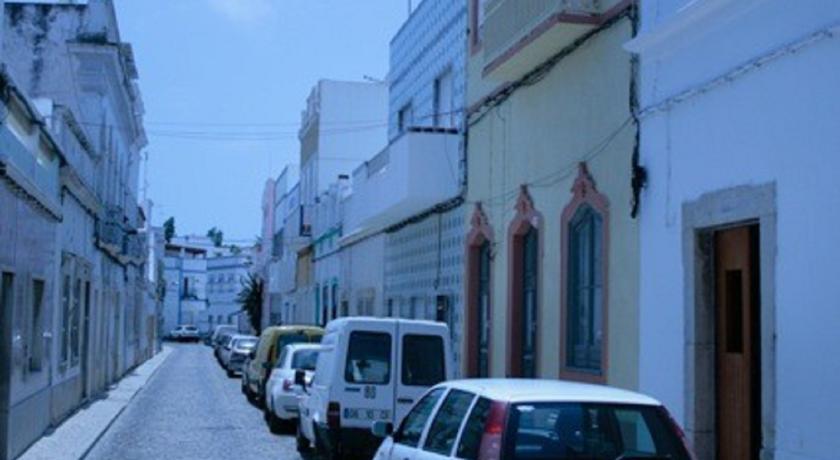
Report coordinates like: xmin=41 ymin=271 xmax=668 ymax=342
xmin=566 ymin=205 xmax=604 ymax=372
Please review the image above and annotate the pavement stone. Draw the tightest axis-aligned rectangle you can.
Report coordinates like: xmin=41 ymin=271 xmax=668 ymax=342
xmin=19 ymin=347 xmax=174 ymax=460
xmin=83 ymin=343 xmax=300 ymax=460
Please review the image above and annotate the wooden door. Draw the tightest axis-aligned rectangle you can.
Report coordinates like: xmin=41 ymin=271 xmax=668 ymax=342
xmin=715 ymin=225 xmax=760 ymax=460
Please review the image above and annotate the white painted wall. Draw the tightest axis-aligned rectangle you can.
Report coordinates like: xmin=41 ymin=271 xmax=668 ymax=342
xmin=630 ymin=1 xmax=840 ymax=458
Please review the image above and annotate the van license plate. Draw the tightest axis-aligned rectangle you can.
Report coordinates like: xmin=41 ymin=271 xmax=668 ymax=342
xmin=343 ymin=408 xmax=390 ymax=421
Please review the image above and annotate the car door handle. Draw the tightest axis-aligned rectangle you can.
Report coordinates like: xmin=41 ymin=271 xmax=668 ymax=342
xmin=397 ymin=397 xmax=413 ymax=404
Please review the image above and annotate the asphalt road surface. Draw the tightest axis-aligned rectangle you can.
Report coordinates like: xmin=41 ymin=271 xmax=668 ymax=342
xmin=86 ymin=343 xmax=301 ymax=459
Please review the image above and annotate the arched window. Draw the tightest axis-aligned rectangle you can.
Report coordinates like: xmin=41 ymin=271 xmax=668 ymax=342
xmin=567 ymin=206 xmax=603 ymax=370
xmin=465 ymin=204 xmax=494 ymax=377
xmin=477 ymin=242 xmax=491 ymax=377
xmin=520 ymin=227 xmax=538 ymax=378
xmin=561 ymin=164 xmax=609 ymax=382
xmin=507 ymin=186 xmax=542 ymax=378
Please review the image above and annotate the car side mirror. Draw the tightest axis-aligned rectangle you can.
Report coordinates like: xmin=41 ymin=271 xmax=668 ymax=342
xmin=248 ymin=350 xmax=256 ymax=359
xmin=294 ymin=369 xmax=306 ymax=387
xmin=371 ymin=421 xmax=394 ymax=438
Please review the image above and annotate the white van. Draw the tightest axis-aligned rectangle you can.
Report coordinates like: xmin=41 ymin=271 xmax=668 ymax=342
xmin=296 ymin=317 xmax=453 ymax=460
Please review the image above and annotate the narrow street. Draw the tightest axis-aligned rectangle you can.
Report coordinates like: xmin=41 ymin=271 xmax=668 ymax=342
xmin=86 ymin=345 xmax=299 ymax=460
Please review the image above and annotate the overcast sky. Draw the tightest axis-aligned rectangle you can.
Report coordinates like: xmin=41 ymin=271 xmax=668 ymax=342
xmin=115 ymin=0 xmax=407 ymax=242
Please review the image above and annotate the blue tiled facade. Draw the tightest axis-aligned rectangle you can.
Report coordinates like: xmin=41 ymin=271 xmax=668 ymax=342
xmin=384 ymin=0 xmax=468 ymax=374
xmin=388 ymin=0 xmax=467 ymax=140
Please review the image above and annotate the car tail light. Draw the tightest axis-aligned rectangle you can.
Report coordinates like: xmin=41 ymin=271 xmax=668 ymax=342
xmin=658 ymin=406 xmax=697 ymax=460
xmin=282 ymin=379 xmax=293 ymax=391
xmin=478 ymin=401 xmax=507 ymax=460
xmin=327 ymin=401 xmax=341 ymax=429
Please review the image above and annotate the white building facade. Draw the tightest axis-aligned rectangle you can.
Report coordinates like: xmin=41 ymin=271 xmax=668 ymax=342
xmin=1 ymin=1 xmax=151 ymax=457
xmin=626 ymin=1 xmax=840 ymax=459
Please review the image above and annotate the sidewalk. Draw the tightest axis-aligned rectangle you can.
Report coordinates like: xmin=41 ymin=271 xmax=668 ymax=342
xmin=19 ymin=346 xmax=173 ymax=460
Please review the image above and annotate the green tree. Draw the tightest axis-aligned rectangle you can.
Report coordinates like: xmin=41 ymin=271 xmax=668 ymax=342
xmin=163 ymin=217 xmax=175 ymax=243
xmin=237 ymin=273 xmax=264 ymax=334
xmin=206 ymin=227 xmax=224 ymax=247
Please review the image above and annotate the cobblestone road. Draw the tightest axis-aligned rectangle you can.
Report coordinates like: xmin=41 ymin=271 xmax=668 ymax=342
xmin=87 ymin=343 xmax=301 ymax=459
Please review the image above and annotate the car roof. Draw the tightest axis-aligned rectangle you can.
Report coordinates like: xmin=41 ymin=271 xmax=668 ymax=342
xmin=231 ymin=334 xmax=257 ymax=341
xmin=324 ymin=317 xmax=448 ymax=333
xmin=438 ymin=379 xmax=662 ymax=406
xmin=262 ymin=325 xmax=324 ymax=336
xmin=283 ymin=343 xmax=322 ymax=352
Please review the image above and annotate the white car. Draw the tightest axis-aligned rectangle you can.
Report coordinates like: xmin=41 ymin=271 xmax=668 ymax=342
xmin=264 ymin=343 xmax=321 ymax=433
xmin=297 ymin=317 xmax=453 ymax=460
xmin=220 ymin=335 xmax=258 ymax=376
xmin=371 ymin=379 xmax=695 ymax=460
xmin=170 ymin=325 xmax=200 ymax=342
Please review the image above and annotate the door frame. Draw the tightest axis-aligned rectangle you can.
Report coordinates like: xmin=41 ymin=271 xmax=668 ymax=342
xmin=681 ymin=183 xmax=776 ymax=460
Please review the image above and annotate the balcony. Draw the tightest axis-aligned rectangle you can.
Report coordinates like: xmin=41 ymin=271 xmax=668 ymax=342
xmin=97 ymin=218 xmax=123 ymax=254
xmin=481 ymin=0 xmax=601 ymax=79
xmin=0 ymin=120 xmax=60 ymax=203
xmin=123 ymin=233 xmax=146 ymax=264
xmin=344 ymin=128 xmax=460 ymax=237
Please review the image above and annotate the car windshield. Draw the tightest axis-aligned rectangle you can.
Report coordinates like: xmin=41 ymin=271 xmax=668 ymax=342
xmin=235 ymin=338 xmax=257 ymax=349
xmin=276 ymin=333 xmax=319 ymax=351
xmin=505 ymin=403 xmax=690 ymax=460
xmin=291 ymin=349 xmax=319 ymax=371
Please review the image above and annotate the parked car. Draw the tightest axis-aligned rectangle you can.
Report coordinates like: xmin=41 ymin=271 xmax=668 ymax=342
xmin=297 ymin=318 xmax=453 ymax=460
xmin=264 ymin=343 xmax=321 ymax=433
xmin=215 ymin=332 xmax=235 ymax=363
xmin=208 ymin=324 xmax=237 ymax=346
xmin=370 ymin=379 xmax=695 ymax=460
xmin=242 ymin=325 xmax=324 ymax=407
xmin=169 ymin=325 xmax=200 ymax=342
xmin=220 ymin=335 xmax=259 ymax=376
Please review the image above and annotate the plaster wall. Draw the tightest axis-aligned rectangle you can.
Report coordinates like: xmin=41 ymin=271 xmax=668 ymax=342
xmin=632 ymin=2 xmax=840 ymax=458
xmin=466 ymin=18 xmax=638 ymax=388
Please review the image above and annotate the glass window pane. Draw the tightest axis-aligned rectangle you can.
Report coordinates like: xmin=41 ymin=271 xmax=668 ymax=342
xmin=456 ymin=397 xmax=492 ymax=459
xmin=291 ymin=349 xmax=319 ymax=371
xmin=506 ymin=403 xmax=690 ymax=460
xmin=402 ymin=334 xmax=445 ymax=386
xmin=423 ymin=390 xmax=475 ymax=455
xmin=395 ymin=387 xmax=445 ymax=448
xmin=566 ymin=206 xmax=604 ymax=372
xmin=345 ymin=331 xmax=391 ymax=384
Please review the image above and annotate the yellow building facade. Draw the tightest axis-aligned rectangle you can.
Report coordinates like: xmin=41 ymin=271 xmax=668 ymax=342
xmin=463 ymin=0 xmax=639 ymax=390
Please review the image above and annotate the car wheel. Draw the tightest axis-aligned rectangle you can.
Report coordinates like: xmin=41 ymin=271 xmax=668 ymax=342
xmin=296 ymin=421 xmax=312 ymax=454
xmin=226 ymin=369 xmax=235 ymax=378
xmin=265 ymin=407 xmax=283 ymax=435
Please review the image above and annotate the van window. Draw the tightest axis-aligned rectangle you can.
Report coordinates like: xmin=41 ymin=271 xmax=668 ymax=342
xmin=344 ymin=331 xmax=391 ymax=384
xmin=345 ymin=331 xmax=392 ymax=384
xmin=402 ymin=334 xmax=445 ymax=386
xmin=423 ymin=389 xmax=475 ymax=455
xmin=395 ymin=387 xmax=445 ymax=448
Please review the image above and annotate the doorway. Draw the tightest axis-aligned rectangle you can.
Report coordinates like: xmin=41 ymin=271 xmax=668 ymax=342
xmin=714 ymin=225 xmax=761 ymax=460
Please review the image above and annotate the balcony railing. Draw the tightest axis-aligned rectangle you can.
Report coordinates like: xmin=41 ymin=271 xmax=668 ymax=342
xmin=482 ymin=0 xmax=600 ymax=77
xmin=97 ymin=218 xmax=123 ymax=252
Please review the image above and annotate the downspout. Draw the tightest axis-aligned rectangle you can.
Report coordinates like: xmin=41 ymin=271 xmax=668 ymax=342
xmin=629 ymin=1 xmax=647 ymax=219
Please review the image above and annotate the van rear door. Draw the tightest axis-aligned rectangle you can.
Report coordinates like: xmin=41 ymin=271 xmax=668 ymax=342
xmin=394 ymin=321 xmax=451 ymax=423
xmin=339 ymin=322 xmax=396 ymax=429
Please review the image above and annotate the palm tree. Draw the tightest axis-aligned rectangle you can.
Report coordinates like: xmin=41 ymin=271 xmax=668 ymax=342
xmin=237 ymin=273 xmax=264 ymax=334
